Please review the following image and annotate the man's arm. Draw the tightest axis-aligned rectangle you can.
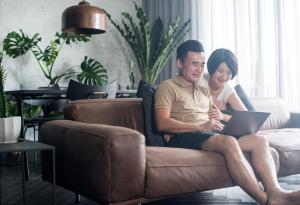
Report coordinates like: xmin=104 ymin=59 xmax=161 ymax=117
xmin=155 ymin=107 xmax=224 ymax=133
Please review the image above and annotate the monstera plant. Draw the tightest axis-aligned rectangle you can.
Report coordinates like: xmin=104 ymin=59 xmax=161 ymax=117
xmin=106 ymin=2 xmax=191 ymax=85
xmin=2 ymin=30 xmax=91 ymax=87
xmin=77 ymin=56 xmax=108 ymax=86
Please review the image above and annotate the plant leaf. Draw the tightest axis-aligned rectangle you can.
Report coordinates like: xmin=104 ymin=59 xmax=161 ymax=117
xmin=77 ymin=56 xmax=108 ymax=86
xmin=55 ymin=32 xmax=91 ymax=45
xmin=3 ymin=30 xmax=41 ymax=58
xmin=0 ymin=51 xmax=7 ymax=117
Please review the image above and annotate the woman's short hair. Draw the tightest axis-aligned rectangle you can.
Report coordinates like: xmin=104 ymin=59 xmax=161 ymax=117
xmin=207 ymin=48 xmax=238 ymax=79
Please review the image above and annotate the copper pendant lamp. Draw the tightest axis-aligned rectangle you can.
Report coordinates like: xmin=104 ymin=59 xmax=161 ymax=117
xmin=62 ymin=0 xmax=106 ymax=34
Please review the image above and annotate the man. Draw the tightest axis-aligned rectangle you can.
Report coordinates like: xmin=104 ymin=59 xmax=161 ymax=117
xmin=154 ymin=40 xmax=300 ymax=205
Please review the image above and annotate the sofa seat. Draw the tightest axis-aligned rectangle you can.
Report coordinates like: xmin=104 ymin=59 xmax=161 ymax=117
xmin=144 ymin=146 xmax=281 ymax=199
xmin=258 ymin=128 xmax=300 ymax=176
xmin=145 ymin=147 xmax=234 ymax=198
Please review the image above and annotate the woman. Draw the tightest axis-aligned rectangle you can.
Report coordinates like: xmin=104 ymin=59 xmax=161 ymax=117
xmin=200 ymin=48 xmax=247 ymax=122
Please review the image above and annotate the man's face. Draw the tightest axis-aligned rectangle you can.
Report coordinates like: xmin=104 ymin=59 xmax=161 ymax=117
xmin=177 ymin=51 xmax=205 ymax=83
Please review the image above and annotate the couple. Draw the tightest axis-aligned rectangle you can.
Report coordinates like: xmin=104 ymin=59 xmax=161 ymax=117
xmin=154 ymin=40 xmax=300 ymax=205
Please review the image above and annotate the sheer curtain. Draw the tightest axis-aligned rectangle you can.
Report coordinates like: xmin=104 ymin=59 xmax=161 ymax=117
xmin=144 ymin=0 xmax=300 ymax=111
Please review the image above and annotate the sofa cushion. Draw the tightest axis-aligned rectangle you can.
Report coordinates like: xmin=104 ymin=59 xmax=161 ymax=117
xmin=142 ymin=85 xmax=165 ymax=146
xmin=258 ymin=128 xmax=300 ymax=176
xmin=64 ymin=99 xmax=145 ymax=134
xmin=144 ymin=146 xmax=280 ymax=199
xmin=251 ymin=98 xmax=290 ymax=130
xmin=234 ymin=84 xmax=255 ymax=111
xmin=144 ymin=147 xmax=234 ymax=198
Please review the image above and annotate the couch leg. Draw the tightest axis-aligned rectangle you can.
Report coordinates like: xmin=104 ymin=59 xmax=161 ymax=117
xmin=74 ymin=193 xmax=80 ymax=204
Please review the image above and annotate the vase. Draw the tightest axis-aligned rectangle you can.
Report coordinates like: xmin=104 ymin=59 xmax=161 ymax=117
xmin=0 ymin=116 xmax=21 ymax=143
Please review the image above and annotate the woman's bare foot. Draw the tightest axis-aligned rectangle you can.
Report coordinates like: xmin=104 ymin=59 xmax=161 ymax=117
xmin=267 ymin=190 xmax=300 ymax=205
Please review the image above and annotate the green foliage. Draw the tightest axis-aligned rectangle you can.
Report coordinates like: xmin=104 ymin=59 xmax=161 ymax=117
xmin=77 ymin=56 xmax=108 ymax=86
xmin=3 ymin=30 xmax=91 ymax=86
xmin=127 ymin=60 xmax=135 ymax=90
xmin=0 ymin=51 xmax=7 ymax=118
xmin=6 ymin=100 xmax=41 ymax=120
xmin=107 ymin=2 xmax=191 ymax=84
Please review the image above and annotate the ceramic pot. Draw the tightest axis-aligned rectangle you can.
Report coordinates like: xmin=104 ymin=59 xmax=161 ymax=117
xmin=0 ymin=116 xmax=21 ymax=143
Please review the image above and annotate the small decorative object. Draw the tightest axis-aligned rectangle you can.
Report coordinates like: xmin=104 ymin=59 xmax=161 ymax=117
xmin=106 ymin=2 xmax=191 ymax=85
xmin=62 ymin=0 xmax=106 ymax=34
xmin=0 ymin=51 xmax=21 ymax=143
xmin=3 ymin=30 xmax=91 ymax=87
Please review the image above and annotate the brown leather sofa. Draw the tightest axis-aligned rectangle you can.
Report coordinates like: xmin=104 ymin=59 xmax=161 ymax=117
xmin=40 ymin=98 xmax=300 ymax=205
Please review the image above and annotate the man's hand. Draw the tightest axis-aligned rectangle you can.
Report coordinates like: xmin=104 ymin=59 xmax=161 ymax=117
xmin=208 ymin=104 xmax=224 ymax=121
xmin=200 ymin=119 xmax=224 ymax=132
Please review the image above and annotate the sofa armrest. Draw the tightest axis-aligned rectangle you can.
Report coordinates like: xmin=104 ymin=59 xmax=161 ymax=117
xmin=288 ymin=112 xmax=300 ymax=128
xmin=40 ymin=120 xmax=146 ymax=204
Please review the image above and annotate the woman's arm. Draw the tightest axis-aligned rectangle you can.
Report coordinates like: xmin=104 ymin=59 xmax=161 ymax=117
xmin=208 ymin=104 xmax=232 ymax=122
xmin=210 ymin=92 xmax=247 ymax=122
xmin=228 ymin=92 xmax=248 ymax=111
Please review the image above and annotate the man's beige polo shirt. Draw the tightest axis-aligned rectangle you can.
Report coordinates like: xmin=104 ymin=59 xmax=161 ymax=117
xmin=155 ymin=75 xmax=213 ymax=124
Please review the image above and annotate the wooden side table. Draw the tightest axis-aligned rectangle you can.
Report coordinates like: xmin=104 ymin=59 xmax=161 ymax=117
xmin=0 ymin=140 xmax=56 ymax=205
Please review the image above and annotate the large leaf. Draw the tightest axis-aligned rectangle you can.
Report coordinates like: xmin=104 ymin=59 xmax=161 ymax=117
xmin=3 ymin=30 xmax=41 ymax=58
xmin=77 ymin=56 xmax=108 ymax=86
xmin=54 ymin=32 xmax=91 ymax=45
xmin=150 ymin=18 xmax=164 ymax=67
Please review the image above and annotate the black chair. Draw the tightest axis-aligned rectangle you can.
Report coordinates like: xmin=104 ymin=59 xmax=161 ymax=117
xmin=24 ymin=90 xmax=67 ymax=141
xmin=24 ymin=99 xmax=64 ymax=142
xmin=66 ymin=79 xmax=117 ymax=100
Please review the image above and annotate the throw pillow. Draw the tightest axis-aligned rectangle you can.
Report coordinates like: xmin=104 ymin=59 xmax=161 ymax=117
xmin=234 ymin=84 xmax=255 ymax=111
xmin=142 ymin=85 xmax=165 ymax=146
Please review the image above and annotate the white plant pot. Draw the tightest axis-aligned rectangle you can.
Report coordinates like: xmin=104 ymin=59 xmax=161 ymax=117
xmin=0 ymin=116 xmax=21 ymax=143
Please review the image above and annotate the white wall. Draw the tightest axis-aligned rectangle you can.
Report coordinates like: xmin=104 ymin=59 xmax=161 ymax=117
xmin=0 ymin=0 xmax=142 ymax=90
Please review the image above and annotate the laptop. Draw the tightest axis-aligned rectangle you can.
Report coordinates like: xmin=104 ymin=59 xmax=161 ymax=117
xmin=221 ymin=111 xmax=270 ymax=137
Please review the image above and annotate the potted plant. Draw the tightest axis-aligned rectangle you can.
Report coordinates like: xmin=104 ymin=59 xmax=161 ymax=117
xmin=3 ymin=30 xmax=91 ymax=87
xmin=74 ymin=56 xmax=117 ymax=98
xmin=0 ymin=51 xmax=21 ymax=143
xmin=106 ymin=2 xmax=190 ymax=94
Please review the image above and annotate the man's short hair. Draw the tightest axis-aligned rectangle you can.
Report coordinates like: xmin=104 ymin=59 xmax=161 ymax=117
xmin=176 ymin=40 xmax=204 ymax=61
xmin=207 ymin=48 xmax=238 ymax=79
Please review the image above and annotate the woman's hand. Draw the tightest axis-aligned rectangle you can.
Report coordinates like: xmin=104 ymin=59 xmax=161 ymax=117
xmin=200 ymin=119 xmax=224 ymax=132
xmin=208 ymin=104 xmax=224 ymax=121
xmin=213 ymin=99 xmax=227 ymax=111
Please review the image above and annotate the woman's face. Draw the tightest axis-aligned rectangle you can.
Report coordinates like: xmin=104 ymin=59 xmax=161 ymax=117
xmin=210 ymin=62 xmax=232 ymax=88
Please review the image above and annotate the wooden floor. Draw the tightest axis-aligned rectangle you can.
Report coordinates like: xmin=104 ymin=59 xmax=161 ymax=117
xmin=1 ymin=153 xmax=300 ymax=205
